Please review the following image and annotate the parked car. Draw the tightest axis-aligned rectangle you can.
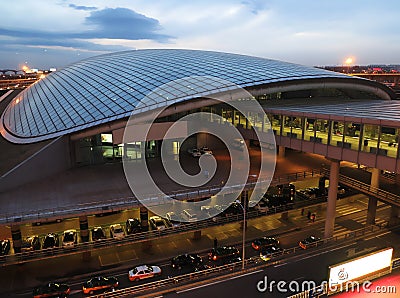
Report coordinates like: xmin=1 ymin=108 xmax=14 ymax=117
xmin=82 ymin=276 xmax=118 ymax=295
xmin=128 ymin=264 xmax=162 ymax=281
xmin=126 ymin=218 xmax=142 ymax=234
xmin=110 ymin=224 xmax=125 ymax=239
xmin=165 ymin=212 xmax=181 ymax=227
xmin=149 ymin=216 xmax=169 ymax=230
xmin=171 ymin=254 xmax=203 ymax=270
xmin=62 ymin=229 xmax=77 ymax=248
xmin=187 ymin=147 xmax=201 ymax=157
xmin=21 ymin=235 xmax=41 ymax=252
xmin=209 ymin=246 xmax=240 ymax=261
xmin=299 ymin=235 xmax=321 ymax=249
xmin=199 ymin=146 xmax=213 ymax=155
xmin=181 ymin=209 xmax=198 ymax=222
xmin=92 ymin=226 xmax=106 ymax=241
xmin=0 ymin=239 xmax=10 ymax=255
xmin=33 ymin=282 xmax=70 ymax=298
xmin=42 ymin=233 xmax=59 ymax=249
xmin=223 ymin=255 xmax=242 ymax=265
xmin=254 ymin=200 xmax=269 ymax=213
xmin=251 ymin=237 xmax=279 ymax=251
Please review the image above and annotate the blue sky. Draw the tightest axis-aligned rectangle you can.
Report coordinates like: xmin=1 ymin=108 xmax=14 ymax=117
xmin=1 ymin=0 xmax=399 ymax=69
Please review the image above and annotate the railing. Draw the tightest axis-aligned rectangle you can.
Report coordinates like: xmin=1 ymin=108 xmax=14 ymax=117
xmin=0 ymin=204 xmax=296 ymax=266
xmin=0 ymin=168 xmax=325 ymax=225
xmin=88 ymin=224 xmax=389 ymax=298
xmin=321 ymin=168 xmax=400 ymax=206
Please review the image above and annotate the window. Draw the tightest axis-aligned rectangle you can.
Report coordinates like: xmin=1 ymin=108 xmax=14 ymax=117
xmin=330 ymin=121 xmax=344 ymax=147
xmin=379 ymin=126 xmax=398 ymax=157
xmin=343 ymin=122 xmax=360 ymax=149
xmin=361 ymin=124 xmax=379 ymax=154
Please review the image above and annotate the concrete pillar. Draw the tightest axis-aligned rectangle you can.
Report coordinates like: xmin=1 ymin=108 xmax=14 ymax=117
xmin=140 ymin=206 xmax=149 ymax=231
xmin=79 ymin=215 xmax=91 ymax=261
xmin=324 ymin=159 xmax=340 ymax=238
xmin=388 ymin=206 xmax=400 ymax=227
xmin=371 ymin=168 xmax=380 ymax=189
xmin=278 ymin=146 xmax=285 ymax=157
xmin=193 ymin=230 xmax=202 ymax=240
xmin=366 ymin=197 xmax=378 ymax=225
xmin=11 ymin=225 xmax=22 ymax=254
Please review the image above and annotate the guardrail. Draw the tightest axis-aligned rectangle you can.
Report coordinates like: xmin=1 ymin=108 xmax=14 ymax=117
xmin=321 ymin=168 xmax=400 ymax=206
xmin=0 ymin=203 xmax=296 ymax=266
xmin=0 ymin=168 xmax=324 ymax=225
xmin=87 ymin=223 xmax=389 ymax=298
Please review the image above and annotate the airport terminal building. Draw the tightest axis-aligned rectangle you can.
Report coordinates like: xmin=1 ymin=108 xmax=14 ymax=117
xmin=0 ymin=49 xmax=399 ymax=239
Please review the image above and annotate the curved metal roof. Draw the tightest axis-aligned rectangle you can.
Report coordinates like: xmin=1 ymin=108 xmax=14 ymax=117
xmin=0 ymin=49 xmax=388 ymax=143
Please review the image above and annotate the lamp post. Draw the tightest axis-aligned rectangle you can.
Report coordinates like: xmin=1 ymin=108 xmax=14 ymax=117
xmin=235 ymin=199 xmax=246 ymax=270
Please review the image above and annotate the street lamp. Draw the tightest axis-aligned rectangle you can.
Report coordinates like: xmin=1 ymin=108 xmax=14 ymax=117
xmin=235 ymin=199 xmax=246 ymax=270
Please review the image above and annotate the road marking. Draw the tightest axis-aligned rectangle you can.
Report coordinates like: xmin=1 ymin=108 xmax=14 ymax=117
xmin=176 ymin=269 xmax=264 ymax=293
xmin=364 ymin=231 xmax=391 ymax=241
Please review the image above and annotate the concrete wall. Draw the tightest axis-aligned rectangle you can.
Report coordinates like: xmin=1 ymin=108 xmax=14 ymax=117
xmin=0 ymin=135 xmax=71 ymax=192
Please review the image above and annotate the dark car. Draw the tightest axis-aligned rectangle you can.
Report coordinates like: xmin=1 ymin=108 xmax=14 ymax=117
xmin=223 ymin=255 xmax=242 ymax=265
xmin=0 ymin=239 xmax=10 ymax=255
xmin=260 ymin=245 xmax=282 ymax=261
xmin=92 ymin=226 xmax=106 ymax=241
xmin=126 ymin=218 xmax=142 ymax=234
xmin=299 ymin=236 xmax=321 ymax=249
xmin=21 ymin=235 xmax=41 ymax=252
xmin=209 ymin=246 xmax=240 ymax=261
xmin=223 ymin=203 xmax=243 ymax=216
xmin=42 ymin=233 xmax=59 ymax=249
xmin=82 ymin=276 xmax=118 ymax=295
xmin=33 ymin=282 xmax=70 ymax=298
xmin=171 ymin=254 xmax=203 ymax=270
xmin=251 ymin=237 xmax=279 ymax=251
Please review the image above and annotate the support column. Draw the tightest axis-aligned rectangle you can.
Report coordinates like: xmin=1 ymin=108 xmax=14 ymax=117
xmin=366 ymin=197 xmax=378 ymax=225
xmin=79 ymin=215 xmax=91 ymax=261
xmin=140 ymin=206 xmax=152 ymax=250
xmin=388 ymin=206 xmax=400 ymax=227
xmin=11 ymin=225 xmax=22 ymax=254
xmin=278 ymin=146 xmax=285 ymax=157
xmin=193 ymin=230 xmax=202 ymax=240
xmin=371 ymin=168 xmax=380 ymax=189
xmin=241 ymin=191 xmax=248 ymax=229
xmin=324 ymin=159 xmax=340 ymax=238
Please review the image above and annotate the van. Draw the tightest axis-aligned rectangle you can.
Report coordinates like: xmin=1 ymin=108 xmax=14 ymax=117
xmin=181 ymin=209 xmax=198 ymax=222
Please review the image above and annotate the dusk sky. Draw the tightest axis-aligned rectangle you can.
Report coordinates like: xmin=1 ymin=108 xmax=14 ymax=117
xmin=1 ymin=0 xmax=400 ymax=69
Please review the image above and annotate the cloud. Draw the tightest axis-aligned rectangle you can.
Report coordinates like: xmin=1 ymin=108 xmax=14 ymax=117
xmin=81 ymin=7 xmax=171 ymax=41
xmin=69 ymin=4 xmax=97 ymax=11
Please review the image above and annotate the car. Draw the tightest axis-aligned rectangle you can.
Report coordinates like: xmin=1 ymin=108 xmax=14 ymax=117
xmin=251 ymin=237 xmax=279 ymax=251
xmin=209 ymin=246 xmax=240 ymax=261
xmin=92 ymin=226 xmax=106 ymax=241
xmin=126 ymin=218 xmax=142 ymax=234
xmin=299 ymin=235 xmax=321 ymax=249
xmin=62 ymin=229 xmax=77 ymax=248
xmin=260 ymin=245 xmax=282 ymax=261
xmin=188 ymin=147 xmax=202 ymax=157
xmin=181 ymin=209 xmax=198 ymax=222
xmin=254 ymin=199 xmax=269 ymax=213
xmin=82 ymin=276 xmax=118 ymax=295
xmin=21 ymin=235 xmax=41 ymax=252
xmin=199 ymin=146 xmax=213 ymax=155
xmin=128 ymin=264 xmax=162 ymax=281
xmin=42 ymin=233 xmax=59 ymax=249
xmin=223 ymin=255 xmax=242 ymax=265
xmin=165 ymin=212 xmax=181 ymax=227
xmin=171 ymin=254 xmax=203 ymax=270
xmin=0 ymin=239 xmax=10 ymax=255
xmin=110 ymin=224 xmax=125 ymax=239
xmin=223 ymin=202 xmax=243 ymax=216
xmin=149 ymin=216 xmax=169 ymax=230
xmin=33 ymin=282 xmax=70 ymax=298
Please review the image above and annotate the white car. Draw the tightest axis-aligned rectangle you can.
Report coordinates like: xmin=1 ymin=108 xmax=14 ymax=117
xmin=128 ymin=265 xmax=162 ymax=281
xmin=200 ymin=146 xmax=213 ymax=155
xmin=149 ymin=216 xmax=169 ymax=230
xmin=254 ymin=200 xmax=269 ymax=213
xmin=62 ymin=229 xmax=77 ymax=248
xmin=188 ymin=147 xmax=201 ymax=157
xmin=110 ymin=224 xmax=125 ymax=239
xmin=166 ymin=212 xmax=181 ymax=227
